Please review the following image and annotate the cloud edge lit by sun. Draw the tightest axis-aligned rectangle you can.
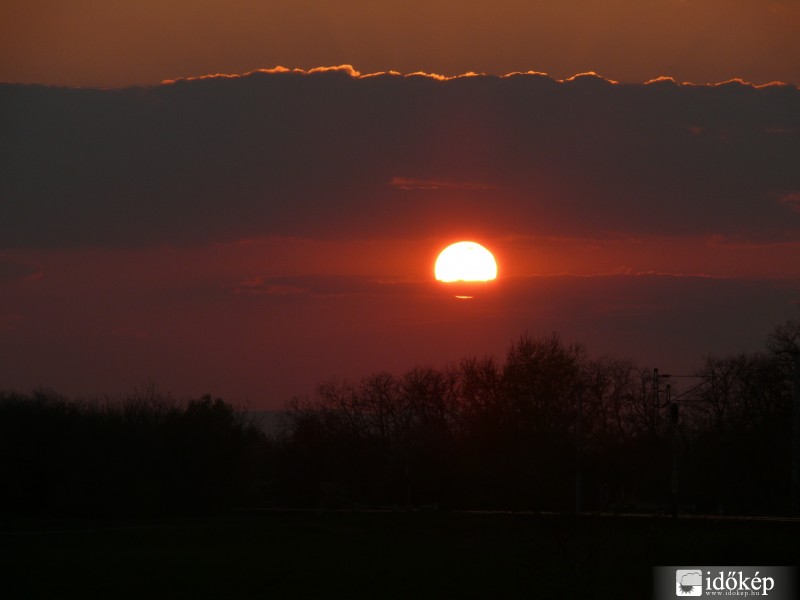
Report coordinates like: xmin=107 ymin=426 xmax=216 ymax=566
xmin=158 ymin=65 xmax=796 ymax=90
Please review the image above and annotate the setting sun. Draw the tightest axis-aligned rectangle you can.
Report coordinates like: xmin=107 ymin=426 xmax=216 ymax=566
xmin=434 ymin=241 xmax=498 ymax=282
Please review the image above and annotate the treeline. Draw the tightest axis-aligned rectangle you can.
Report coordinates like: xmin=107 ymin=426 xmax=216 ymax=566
xmin=1 ymin=322 xmax=797 ymax=516
xmin=0 ymin=389 xmax=270 ymax=516
xmin=277 ymin=328 xmax=795 ymax=514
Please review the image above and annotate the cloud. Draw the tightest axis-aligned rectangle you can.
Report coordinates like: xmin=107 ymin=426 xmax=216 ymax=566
xmin=680 ymin=571 xmax=703 ymax=588
xmin=232 ymin=276 xmax=308 ymax=296
xmin=1 ymin=68 xmax=798 ymax=248
xmin=111 ymin=326 xmax=150 ymax=340
xmin=780 ymin=191 xmax=800 ymax=212
xmin=389 ymin=176 xmax=498 ymax=191
xmin=231 ymin=274 xmax=423 ymax=298
xmin=560 ymin=72 xmax=619 ymax=84
xmin=0 ymin=257 xmax=42 ymax=282
xmin=160 ymin=64 xmax=359 ymax=85
xmin=0 ymin=313 xmax=22 ymax=332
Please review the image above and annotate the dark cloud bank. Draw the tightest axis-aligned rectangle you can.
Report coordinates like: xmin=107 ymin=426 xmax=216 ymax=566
xmin=1 ymin=68 xmax=799 ymax=248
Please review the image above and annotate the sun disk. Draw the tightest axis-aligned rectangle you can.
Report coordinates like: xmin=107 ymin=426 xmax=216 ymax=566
xmin=434 ymin=241 xmax=497 ymax=282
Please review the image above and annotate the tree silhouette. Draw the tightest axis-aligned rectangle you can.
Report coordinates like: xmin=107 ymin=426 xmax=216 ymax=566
xmin=1 ymin=324 xmax=797 ymax=516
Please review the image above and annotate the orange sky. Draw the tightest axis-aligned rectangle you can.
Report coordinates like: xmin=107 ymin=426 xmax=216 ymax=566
xmin=2 ymin=233 xmax=798 ymax=404
xmin=1 ymin=4 xmax=799 ymax=406
xmin=2 ymin=0 xmax=799 ymax=87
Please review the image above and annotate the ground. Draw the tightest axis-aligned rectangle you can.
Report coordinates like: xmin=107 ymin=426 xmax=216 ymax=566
xmin=2 ymin=511 xmax=797 ymax=598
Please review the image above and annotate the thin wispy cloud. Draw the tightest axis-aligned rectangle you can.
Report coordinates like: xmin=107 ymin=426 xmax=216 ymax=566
xmin=389 ymin=176 xmax=498 ymax=191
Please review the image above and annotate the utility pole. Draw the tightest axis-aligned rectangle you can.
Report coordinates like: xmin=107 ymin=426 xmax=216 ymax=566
xmin=653 ymin=368 xmax=659 ymax=432
xmin=654 ymin=369 xmax=674 ymax=514
xmin=668 ymin=384 xmax=679 ymax=519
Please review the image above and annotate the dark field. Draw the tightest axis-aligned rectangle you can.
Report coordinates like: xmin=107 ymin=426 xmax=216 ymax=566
xmin=2 ymin=511 xmax=797 ymax=599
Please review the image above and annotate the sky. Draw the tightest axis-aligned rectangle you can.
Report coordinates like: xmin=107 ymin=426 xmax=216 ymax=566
xmin=2 ymin=1 xmax=800 ymax=87
xmin=1 ymin=2 xmax=799 ymax=408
